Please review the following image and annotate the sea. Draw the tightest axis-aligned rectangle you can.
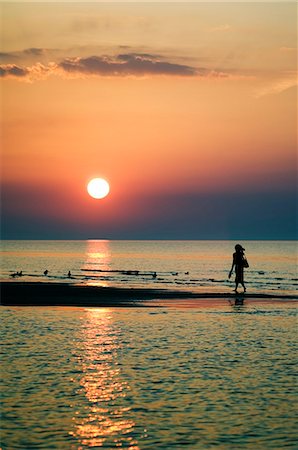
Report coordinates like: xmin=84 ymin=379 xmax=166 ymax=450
xmin=1 ymin=240 xmax=297 ymax=449
xmin=1 ymin=240 xmax=297 ymax=295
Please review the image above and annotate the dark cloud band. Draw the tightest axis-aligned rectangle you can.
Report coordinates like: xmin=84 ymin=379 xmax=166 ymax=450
xmin=59 ymin=53 xmax=198 ymax=77
xmin=0 ymin=52 xmax=199 ymax=79
xmin=0 ymin=51 xmax=242 ymax=81
xmin=0 ymin=64 xmax=28 ymax=77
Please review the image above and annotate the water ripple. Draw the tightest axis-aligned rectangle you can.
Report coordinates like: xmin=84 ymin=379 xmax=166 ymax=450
xmin=1 ymin=304 xmax=297 ymax=449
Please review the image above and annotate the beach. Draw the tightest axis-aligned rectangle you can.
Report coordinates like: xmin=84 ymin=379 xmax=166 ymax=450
xmin=1 ymin=281 xmax=297 ymax=307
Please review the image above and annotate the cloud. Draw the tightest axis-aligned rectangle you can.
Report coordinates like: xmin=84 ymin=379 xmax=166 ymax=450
xmin=70 ymin=17 xmax=101 ymax=33
xmin=23 ymin=47 xmax=46 ymax=56
xmin=0 ymin=52 xmax=19 ymax=62
xmin=209 ymin=24 xmax=231 ymax=32
xmin=0 ymin=64 xmax=29 ymax=78
xmin=0 ymin=48 xmax=45 ymax=60
xmin=0 ymin=62 xmax=57 ymax=81
xmin=0 ymin=47 xmax=56 ymax=65
xmin=279 ymin=47 xmax=296 ymax=53
xmin=0 ymin=52 xmax=238 ymax=81
xmin=59 ymin=53 xmax=198 ymax=77
xmin=255 ymin=72 xmax=298 ymax=98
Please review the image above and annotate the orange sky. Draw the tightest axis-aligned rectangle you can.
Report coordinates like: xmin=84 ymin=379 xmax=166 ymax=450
xmin=1 ymin=2 xmax=297 ymax=238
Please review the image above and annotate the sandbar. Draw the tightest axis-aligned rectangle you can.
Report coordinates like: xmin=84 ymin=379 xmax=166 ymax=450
xmin=1 ymin=282 xmax=297 ymax=307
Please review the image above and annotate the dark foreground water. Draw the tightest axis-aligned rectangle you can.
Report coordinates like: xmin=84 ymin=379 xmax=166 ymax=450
xmin=1 ymin=302 xmax=297 ymax=449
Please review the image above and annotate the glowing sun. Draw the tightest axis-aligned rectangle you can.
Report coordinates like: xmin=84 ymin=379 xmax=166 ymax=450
xmin=87 ymin=178 xmax=110 ymax=199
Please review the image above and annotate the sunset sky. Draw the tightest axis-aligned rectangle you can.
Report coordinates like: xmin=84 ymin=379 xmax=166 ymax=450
xmin=1 ymin=1 xmax=297 ymax=239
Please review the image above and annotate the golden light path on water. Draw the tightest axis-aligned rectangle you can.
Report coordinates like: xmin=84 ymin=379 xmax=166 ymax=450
xmin=83 ymin=240 xmax=111 ymax=287
xmin=71 ymin=308 xmax=139 ymax=449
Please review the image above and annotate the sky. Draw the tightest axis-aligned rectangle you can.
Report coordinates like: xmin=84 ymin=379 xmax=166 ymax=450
xmin=1 ymin=2 xmax=297 ymax=239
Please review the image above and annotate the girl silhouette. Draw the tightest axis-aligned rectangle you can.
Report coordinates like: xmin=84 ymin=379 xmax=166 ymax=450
xmin=229 ymin=244 xmax=248 ymax=293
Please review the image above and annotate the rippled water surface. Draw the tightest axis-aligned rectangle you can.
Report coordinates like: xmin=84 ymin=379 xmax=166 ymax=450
xmin=1 ymin=303 xmax=297 ymax=449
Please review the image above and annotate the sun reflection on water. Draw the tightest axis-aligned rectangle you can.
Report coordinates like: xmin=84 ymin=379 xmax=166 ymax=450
xmin=83 ymin=240 xmax=111 ymax=287
xmin=71 ymin=308 xmax=139 ymax=449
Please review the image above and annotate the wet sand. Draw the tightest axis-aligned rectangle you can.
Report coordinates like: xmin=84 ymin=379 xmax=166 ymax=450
xmin=1 ymin=282 xmax=297 ymax=307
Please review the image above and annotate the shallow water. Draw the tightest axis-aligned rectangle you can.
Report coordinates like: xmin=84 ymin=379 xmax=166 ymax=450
xmin=1 ymin=240 xmax=297 ymax=296
xmin=1 ymin=303 xmax=297 ymax=449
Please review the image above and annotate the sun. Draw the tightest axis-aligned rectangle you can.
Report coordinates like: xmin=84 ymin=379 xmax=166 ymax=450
xmin=87 ymin=178 xmax=110 ymax=199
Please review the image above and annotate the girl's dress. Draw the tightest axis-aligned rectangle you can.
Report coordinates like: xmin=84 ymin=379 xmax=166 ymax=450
xmin=233 ymin=251 xmax=244 ymax=284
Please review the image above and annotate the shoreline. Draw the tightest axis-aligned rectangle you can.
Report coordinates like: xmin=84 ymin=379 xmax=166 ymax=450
xmin=1 ymin=282 xmax=297 ymax=307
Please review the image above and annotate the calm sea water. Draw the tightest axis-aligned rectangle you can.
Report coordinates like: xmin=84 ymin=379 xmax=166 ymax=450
xmin=1 ymin=304 xmax=297 ymax=449
xmin=1 ymin=240 xmax=297 ymax=295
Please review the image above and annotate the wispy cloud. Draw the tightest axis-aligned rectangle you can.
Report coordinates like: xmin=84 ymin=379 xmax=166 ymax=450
xmin=209 ymin=24 xmax=231 ymax=32
xmin=1 ymin=48 xmax=46 ymax=59
xmin=254 ymin=72 xmax=298 ymax=98
xmin=279 ymin=47 xmax=296 ymax=53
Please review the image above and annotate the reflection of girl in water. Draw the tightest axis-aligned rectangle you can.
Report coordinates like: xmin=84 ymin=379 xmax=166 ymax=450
xmin=229 ymin=244 xmax=248 ymax=293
